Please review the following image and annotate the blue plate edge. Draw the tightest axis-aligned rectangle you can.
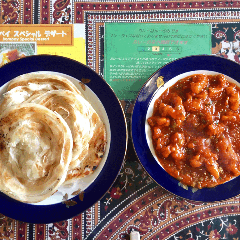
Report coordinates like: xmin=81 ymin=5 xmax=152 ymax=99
xmin=0 ymin=55 xmax=128 ymax=223
xmin=131 ymin=55 xmax=240 ymax=202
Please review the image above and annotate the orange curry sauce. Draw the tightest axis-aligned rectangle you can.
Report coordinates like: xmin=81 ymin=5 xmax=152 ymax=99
xmin=147 ymin=74 xmax=240 ymax=189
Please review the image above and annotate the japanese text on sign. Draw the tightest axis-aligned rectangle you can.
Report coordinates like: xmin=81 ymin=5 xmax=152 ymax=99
xmin=0 ymin=25 xmax=73 ymax=45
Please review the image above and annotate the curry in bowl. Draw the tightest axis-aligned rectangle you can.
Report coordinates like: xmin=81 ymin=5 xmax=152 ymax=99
xmin=147 ymin=73 xmax=240 ymax=189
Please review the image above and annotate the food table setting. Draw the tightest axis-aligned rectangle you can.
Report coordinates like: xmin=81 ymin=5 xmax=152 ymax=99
xmin=1 ymin=0 xmax=240 ymax=239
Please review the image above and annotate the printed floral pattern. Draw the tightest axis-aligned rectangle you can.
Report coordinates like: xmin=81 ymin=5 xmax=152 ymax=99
xmin=169 ymin=217 xmax=240 ymax=240
xmin=1 ymin=1 xmax=240 ymax=240
xmin=0 ymin=214 xmax=15 ymax=239
xmin=49 ymin=221 xmax=69 ymax=239
xmin=101 ymin=141 xmax=153 ymax=213
xmin=1 ymin=0 xmax=20 ymax=24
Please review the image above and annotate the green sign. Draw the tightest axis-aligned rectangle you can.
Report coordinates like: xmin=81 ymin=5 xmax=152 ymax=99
xmin=104 ymin=23 xmax=211 ymax=100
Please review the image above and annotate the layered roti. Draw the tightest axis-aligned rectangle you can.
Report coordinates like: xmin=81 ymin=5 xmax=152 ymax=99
xmin=6 ymin=72 xmax=82 ymax=94
xmin=28 ymin=89 xmax=107 ymax=184
xmin=64 ymin=113 xmax=106 ymax=184
xmin=0 ymin=73 xmax=83 ymax=112
xmin=0 ymin=103 xmax=73 ymax=203
xmin=0 ymin=73 xmax=107 ymax=203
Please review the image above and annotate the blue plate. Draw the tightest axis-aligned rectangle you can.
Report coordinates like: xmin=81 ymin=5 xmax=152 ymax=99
xmin=132 ymin=55 xmax=240 ymax=202
xmin=0 ymin=55 xmax=127 ymax=223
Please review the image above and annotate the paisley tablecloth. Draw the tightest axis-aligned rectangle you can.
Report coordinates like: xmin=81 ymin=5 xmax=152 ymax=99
xmin=1 ymin=0 xmax=240 ymax=239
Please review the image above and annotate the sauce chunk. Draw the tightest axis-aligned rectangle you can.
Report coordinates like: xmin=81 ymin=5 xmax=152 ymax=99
xmin=148 ymin=74 xmax=240 ymax=189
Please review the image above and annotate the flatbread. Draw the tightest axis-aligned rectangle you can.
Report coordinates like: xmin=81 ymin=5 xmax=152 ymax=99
xmin=27 ymin=89 xmax=107 ymax=184
xmin=0 ymin=103 xmax=73 ymax=203
xmin=6 ymin=72 xmax=81 ymax=94
xmin=0 ymin=73 xmax=107 ymax=202
xmin=64 ymin=120 xmax=106 ymax=185
xmin=0 ymin=73 xmax=82 ymax=112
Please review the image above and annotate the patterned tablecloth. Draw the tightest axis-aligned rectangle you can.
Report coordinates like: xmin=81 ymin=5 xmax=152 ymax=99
xmin=1 ymin=1 xmax=240 ymax=239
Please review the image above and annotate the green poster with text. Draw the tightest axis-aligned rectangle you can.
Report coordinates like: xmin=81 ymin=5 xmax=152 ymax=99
xmin=104 ymin=23 xmax=211 ymax=100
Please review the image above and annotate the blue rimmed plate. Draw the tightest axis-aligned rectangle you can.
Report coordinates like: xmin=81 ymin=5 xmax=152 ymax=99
xmin=131 ymin=55 xmax=240 ymax=202
xmin=0 ymin=55 xmax=128 ymax=223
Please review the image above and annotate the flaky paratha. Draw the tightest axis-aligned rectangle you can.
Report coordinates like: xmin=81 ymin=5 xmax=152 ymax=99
xmin=0 ymin=73 xmax=82 ymax=112
xmin=7 ymin=72 xmax=81 ymax=94
xmin=64 ymin=120 xmax=106 ymax=185
xmin=27 ymin=89 xmax=107 ymax=184
xmin=0 ymin=103 xmax=73 ymax=203
xmin=0 ymin=72 xmax=108 ymax=203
